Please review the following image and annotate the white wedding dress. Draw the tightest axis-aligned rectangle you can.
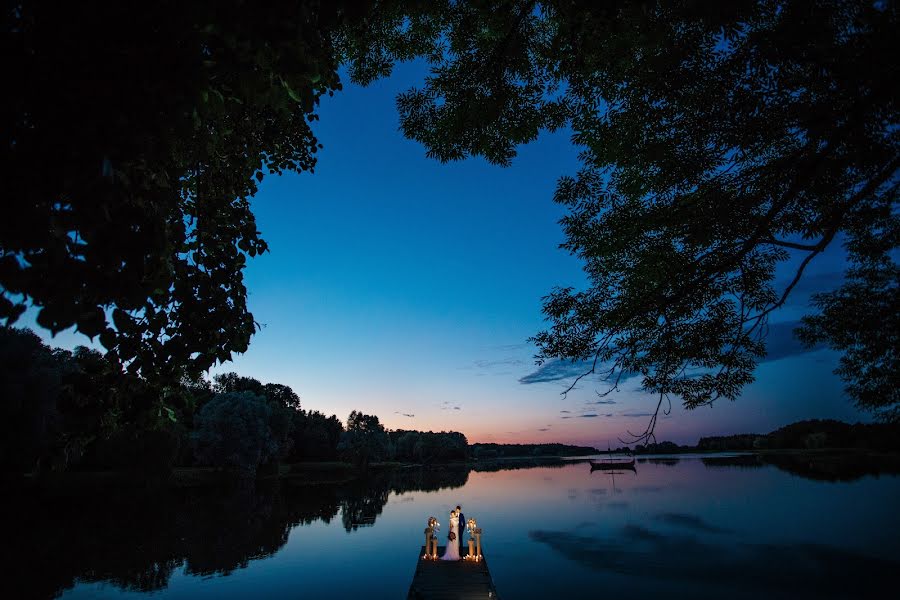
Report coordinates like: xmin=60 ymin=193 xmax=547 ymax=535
xmin=440 ymin=516 xmax=460 ymax=560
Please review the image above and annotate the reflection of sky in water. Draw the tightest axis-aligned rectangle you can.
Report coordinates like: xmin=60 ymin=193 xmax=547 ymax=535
xmin=60 ymin=458 xmax=900 ymax=599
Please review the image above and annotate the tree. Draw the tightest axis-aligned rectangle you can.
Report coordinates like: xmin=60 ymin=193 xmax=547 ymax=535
xmin=0 ymin=327 xmax=69 ymax=471
xmin=798 ymin=261 xmax=899 ymax=421
xmin=348 ymin=1 xmax=899 ymax=430
xmin=290 ymin=410 xmax=343 ymax=461
xmin=337 ymin=411 xmax=391 ymax=469
xmin=192 ymin=391 xmax=292 ymax=477
xmin=2 ymin=1 xmax=376 ymax=380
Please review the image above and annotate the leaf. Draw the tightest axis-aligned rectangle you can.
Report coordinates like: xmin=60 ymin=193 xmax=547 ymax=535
xmin=281 ymin=79 xmax=302 ymax=103
xmin=164 ymin=406 xmax=178 ymax=423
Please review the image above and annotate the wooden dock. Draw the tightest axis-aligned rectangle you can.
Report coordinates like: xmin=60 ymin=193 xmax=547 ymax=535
xmin=407 ymin=546 xmax=499 ymax=599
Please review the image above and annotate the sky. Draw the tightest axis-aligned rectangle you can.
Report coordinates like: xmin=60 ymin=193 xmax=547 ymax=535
xmin=26 ymin=60 xmax=867 ymax=447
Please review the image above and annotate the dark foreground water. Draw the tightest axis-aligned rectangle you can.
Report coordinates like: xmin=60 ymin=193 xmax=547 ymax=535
xmin=7 ymin=454 xmax=900 ymax=599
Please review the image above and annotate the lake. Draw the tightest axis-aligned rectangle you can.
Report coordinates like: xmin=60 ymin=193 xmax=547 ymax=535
xmin=8 ymin=454 xmax=900 ymax=599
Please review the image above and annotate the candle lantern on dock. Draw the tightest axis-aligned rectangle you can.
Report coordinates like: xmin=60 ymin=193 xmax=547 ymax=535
xmin=466 ymin=518 xmax=477 ymax=559
xmin=425 ymin=516 xmax=440 ymax=558
xmin=423 ymin=526 xmax=433 ymax=559
xmin=474 ymin=526 xmax=483 ymax=560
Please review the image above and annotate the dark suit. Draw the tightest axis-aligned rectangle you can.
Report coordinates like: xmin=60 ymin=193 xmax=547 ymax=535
xmin=457 ymin=511 xmax=466 ymax=554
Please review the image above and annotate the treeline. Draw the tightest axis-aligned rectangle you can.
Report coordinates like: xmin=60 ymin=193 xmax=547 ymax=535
xmin=3 ymin=327 xmax=612 ymax=479
xmin=698 ymin=419 xmax=900 ymax=452
xmin=470 ymin=442 xmax=599 ymax=459
xmin=1 ymin=327 xmax=344 ymax=478
xmin=0 ymin=327 xmax=472 ymax=478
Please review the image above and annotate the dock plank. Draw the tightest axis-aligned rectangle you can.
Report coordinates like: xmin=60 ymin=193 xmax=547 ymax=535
xmin=407 ymin=546 xmax=499 ymax=599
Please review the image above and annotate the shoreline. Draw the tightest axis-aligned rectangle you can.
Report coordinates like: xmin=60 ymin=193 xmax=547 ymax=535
xmin=9 ymin=448 xmax=900 ymax=492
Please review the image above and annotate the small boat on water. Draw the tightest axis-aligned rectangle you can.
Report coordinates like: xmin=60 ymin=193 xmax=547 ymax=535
xmin=589 ymin=457 xmax=636 ymax=472
xmin=590 ymin=444 xmax=637 ymax=472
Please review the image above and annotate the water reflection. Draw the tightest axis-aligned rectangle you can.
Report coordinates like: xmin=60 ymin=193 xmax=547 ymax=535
xmin=5 ymin=455 xmax=899 ymax=599
xmin=702 ymin=451 xmax=900 ymax=481
xmin=5 ymin=466 xmax=468 ymax=598
xmin=528 ymin=524 xmax=898 ymax=598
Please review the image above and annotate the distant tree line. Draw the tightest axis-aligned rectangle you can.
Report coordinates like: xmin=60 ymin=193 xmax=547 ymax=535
xmin=470 ymin=442 xmax=599 ymax=460
xmin=698 ymin=419 xmax=900 ymax=452
xmin=0 ymin=327 xmax=478 ymax=478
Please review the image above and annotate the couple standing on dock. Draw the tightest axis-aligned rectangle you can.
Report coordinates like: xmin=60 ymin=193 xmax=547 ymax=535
xmin=440 ymin=505 xmax=466 ymax=561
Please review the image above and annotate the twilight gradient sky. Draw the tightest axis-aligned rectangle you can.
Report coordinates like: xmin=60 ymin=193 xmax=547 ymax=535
xmin=29 ymin=60 xmax=867 ymax=447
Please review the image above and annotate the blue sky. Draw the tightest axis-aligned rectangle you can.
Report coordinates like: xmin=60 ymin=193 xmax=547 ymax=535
xmin=25 ymin=60 xmax=867 ymax=447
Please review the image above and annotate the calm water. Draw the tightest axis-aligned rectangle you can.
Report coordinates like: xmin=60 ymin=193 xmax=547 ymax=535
xmin=8 ymin=454 xmax=900 ymax=599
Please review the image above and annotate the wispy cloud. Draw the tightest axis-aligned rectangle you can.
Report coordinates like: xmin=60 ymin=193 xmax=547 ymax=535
xmin=520 ymin=359 xmax=641 ymax=387
xmin=520 ymin=318 xmax=828 ymax=390
xmin=621 ymin=412 xmax=652 ymax=418
xmin=589 ymin=400 xmax=617 ymax=405
xmin=581 ymin=413 xmax=599 ymax=418
xmin=474 ymin=358 xmax=525 ymax=369
xmin=560 ymin=410 xmax=571 ymax=414
xmin=519 ymin=359 xmax=595 ymax=384
xmin=394 ymin=411 xmax=415 ymax=418
xmin=440 ymin=401 xmax=462 ymax=411
xmin=761 ymin=320 xmax=826 ymax=363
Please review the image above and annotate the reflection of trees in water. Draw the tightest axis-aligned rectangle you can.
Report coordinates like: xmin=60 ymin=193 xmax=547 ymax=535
xmin=701 ymin=452 xmax=900 ymax=482
xmin=701 ymin=455 xmax=765 ymax=469
xmin=340 ymin=466 xmax=469 ymax=531
xmin=5 ymin=466 xmax=471 ymax=597
xmin=638 ymin=458 xmax=680 ymax=466
xmin=5 ymin=481 xmax=341 ymax=597
xmin=472 ymin=458 xmax=585 ymax=472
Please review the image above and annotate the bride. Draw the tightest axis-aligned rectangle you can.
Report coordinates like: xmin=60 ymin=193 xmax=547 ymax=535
xmin=440 ymin=509 xmax=460 ymax=561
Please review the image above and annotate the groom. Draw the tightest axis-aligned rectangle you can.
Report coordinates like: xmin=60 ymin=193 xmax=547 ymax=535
xmin=456 ymin=504 xmax=466 ymax=555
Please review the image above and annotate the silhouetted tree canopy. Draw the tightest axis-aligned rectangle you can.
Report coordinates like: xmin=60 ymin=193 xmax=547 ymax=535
xmin=2 ymin=1 xmax=373 ymax=381
xmin=346 ymin=0 xmax=899 ymax=428
xmin=5 ymin=1 xmax=897 ymax=431
xmin=338 ymin=410 xmax=391 ymax=468
xmin=191 ymin=391 xmax=293 ymax=477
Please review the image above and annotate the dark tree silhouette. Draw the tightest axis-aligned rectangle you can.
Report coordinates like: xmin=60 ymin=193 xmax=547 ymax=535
xmin=2 ymin=1 xmax=374 ymax=380
xmin=347 ymin=1 xmax=899 ymax=431
xmin=338 ymin=411 xmax=391 ymax=469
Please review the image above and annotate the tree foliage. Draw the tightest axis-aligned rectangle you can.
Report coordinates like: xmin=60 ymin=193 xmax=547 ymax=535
xmin=2 ymin=1 xmax=374 ymax=380
xmin=6 ymin=1 xmax=897 ymax=432
xmin=347 ymin=0 xmax=899 ymax=429
xmin=191 ymin=391 xmax=293 ymax=477
xmin=338 ymin=410 xmax=391 ymax=468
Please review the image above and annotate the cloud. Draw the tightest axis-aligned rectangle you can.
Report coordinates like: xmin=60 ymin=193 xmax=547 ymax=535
xmin=560 ymin=410 xmax=571 ymax=414
xmin=760 ymin=320 xmax=826 ymax=363
xmin=589 ymin=400 xmax=617 ymax=405
xmin=453 ymin=406 xmax=461 ymax=410
xmin=779 ymin=270 xmax=844 ymax=301
xmin=580 ymin=413 xmax=599 ymax=418
xmin=538 ymin=427 xmax=550 ymax=432
xmin=440 ymin=401 xmax=462 ymax=411
xmin=489 ymin=342 xmax=530 ymax=352
xmin=519 ymin=359 xmax=642 ymax=388
xmin=621 ymin=412 xmax=652 ymax=417
xmin=473 ymin=358 xmax=525 ymax=369
xmin=394 ymin=411 xmax=415 ymax=418
xmin=518 ymin=359 xmax=595 ymax=384
xmin=519 ymin=318 xmax=830 ymax=388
